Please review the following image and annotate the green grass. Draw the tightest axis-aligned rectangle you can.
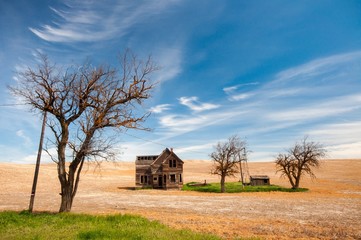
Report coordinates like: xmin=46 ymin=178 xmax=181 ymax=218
xmin=0 ymin=211 xmax=221 ymax=240
xmin=182 ymin=182 xmax=308 ymax=193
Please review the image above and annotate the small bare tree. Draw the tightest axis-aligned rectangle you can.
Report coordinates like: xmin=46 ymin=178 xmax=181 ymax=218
xmin=10 ymin=50 xmax=158 ymax=212
xmin=210 ymin=135 xmax=247 ymax=193
xmin=275 ymin=136 xmax=326 ymax=189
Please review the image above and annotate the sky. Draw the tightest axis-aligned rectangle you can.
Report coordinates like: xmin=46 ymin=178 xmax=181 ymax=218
xmin=0 ymin=0 xmax=360 ymax=163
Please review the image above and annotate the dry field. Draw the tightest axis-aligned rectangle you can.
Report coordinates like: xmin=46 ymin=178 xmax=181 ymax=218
xmin=1 ymin=159 xmax=361 ymax=239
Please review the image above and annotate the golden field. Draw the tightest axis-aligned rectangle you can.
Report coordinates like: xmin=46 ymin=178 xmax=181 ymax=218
xmin=1 ymin=159 xmax=360 ymax=239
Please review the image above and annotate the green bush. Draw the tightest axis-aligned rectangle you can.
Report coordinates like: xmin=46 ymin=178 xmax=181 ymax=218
xmin=182 ymin=182 xmax=308 ymax=193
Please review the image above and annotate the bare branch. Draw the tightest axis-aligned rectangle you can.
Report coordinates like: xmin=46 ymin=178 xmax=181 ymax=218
xmin=9 ymin=50 xmax=158 ymax=212
xmin=210 ymin=135 xmax=247 ymax=193
xmin=275 ymin=136 xmax=326 ymax=189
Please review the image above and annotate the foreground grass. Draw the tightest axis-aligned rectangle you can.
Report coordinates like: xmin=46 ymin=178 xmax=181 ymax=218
xmin=182 ymin=182 xmax=308 ymax=193
xmin=0 ymin=211 xmax=221 ymax=240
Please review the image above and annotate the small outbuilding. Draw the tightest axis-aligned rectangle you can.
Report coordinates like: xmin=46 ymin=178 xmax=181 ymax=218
xmin=135 ymin=148 xmax=184 ymax=190
xmin=250 ymin=175 xmax=270 ymax=186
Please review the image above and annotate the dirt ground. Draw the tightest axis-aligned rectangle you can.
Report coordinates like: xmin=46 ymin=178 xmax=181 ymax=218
xmin=1 ymin=159 xmax=360 ymax=239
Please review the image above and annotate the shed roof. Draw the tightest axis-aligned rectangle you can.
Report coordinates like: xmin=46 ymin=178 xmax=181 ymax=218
xmin=250 ymin=175 xmax=270 ymax=180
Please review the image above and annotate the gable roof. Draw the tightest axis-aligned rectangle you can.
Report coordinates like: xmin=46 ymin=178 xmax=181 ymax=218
xmin=150 ymin=148 xmax=183 ymax=166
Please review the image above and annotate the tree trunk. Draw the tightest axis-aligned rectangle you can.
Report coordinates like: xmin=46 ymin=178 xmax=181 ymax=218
xmin=293 ymin=175 xmax=301 ymax=189
xmin=286 ymin=174 xmax=296 ymax=189
xmin=292 ymin=168 xmax=302 ymax=189
xmin=57 ymin=121 xmax=73 ymax=212
xmin=58 ymin=159 xmax=85 ymax=212
xmin=59 ymin=181 xmax=73 ymax=212
xmin=220 ymin=175 xmax=226 ymax=193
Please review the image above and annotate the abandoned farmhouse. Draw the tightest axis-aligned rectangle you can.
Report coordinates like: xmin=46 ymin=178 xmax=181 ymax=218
xmin=135 ymin=148 xmax=184 ymax=189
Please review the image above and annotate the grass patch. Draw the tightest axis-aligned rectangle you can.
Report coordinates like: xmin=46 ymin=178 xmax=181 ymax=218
xmin=182 ymin=182 xmax=308 ymax=193
xmin=0 ymin=211 xmax=220 ymax=240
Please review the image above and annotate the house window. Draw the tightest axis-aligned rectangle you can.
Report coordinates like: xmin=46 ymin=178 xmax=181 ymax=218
xmin=140 ymin=175 xmax=148 ymax=184
xmin=179 ymin=174 xmax=182 ymax=183
xmin=169 ymin=159 xmax=177 ymax=168
xmin=170 ymin=174 xmax=176 ymax=183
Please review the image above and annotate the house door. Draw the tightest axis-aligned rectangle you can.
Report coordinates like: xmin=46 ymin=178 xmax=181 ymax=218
xmin=158 ymin=175 xmax=163 ymax=187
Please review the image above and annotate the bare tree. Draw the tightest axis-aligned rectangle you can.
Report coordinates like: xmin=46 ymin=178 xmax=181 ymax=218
xmin=275 ymin=136 xmax=326 ymax=189
xmin=10 ymin=50 xmax=158 ymax=212
xmin=210 ymin=135 xmax=247 ymax=193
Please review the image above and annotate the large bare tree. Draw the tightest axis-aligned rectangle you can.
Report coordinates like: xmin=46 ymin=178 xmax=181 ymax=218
xmin=210 ymin=135 xmax=247 ymax=193
xmin=275 ymin=136 xmax=326 ymax=189
xmin=10 ymin=50 xmax=158 ymax=212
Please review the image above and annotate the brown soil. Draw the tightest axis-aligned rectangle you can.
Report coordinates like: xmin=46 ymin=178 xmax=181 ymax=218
xmin=1 ymin=159 xmax=360 ymax=239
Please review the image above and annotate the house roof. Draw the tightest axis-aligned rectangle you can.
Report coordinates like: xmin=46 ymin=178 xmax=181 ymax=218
xmin=135 ymin=148 xmax=183 ymax=166
xmin=151 ymin=148 xmax=183 ymax=166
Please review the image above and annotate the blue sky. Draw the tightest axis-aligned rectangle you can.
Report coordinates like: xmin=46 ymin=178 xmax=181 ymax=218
xmin=0 ymin=0 xmax=360 ymax=163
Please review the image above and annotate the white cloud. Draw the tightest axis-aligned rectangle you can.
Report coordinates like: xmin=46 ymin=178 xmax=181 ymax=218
xmin=29 ymin=1 xmax=181 ymax=43
xmin=149 ymin=104 xmax=172 ymax=113
xmin=114 ymin=141 xmax=165 ymax=162
xmin=223 ymin=86 xmax=238 ymax=93
xmin=154 ymin=47 xmax=183 ymax=82
xmin=223 ymin=82 xmax=259 ymax=101
xmin=229 ymin=93 xmax=254 ymax=101
xmin=223 ymin=82 xmax=259 ymax=92
xmin=267 ymin=88 xmax=304 ymax=98
xmin=326 ymin=141 xmax=361 ymax=159
xmin=153 ymin=50 xmax=361 ymax=161
xmin=266 ymin=94 xmax=361 ymax=123
xmin=179 ymin=96 xmax=220 ymax=112
xmin=175 ymin=142 xmax=214 ymax=154
xmin=49 ymin=6 xmax=101 ymax=25
xmin=306 ymin=121 xmax=361 ymax=145
xmin=156 ymin=106 xmax=248 ymax=139
xmin=159 ymin=114 xmax=210 ymax=133
xmin=0 ymin=145 xmax=56 ymax=164
xmin=274 ymin=50 xmax=361 ymax=84
xmin=16 ymin=130 xmax=33 ymax=148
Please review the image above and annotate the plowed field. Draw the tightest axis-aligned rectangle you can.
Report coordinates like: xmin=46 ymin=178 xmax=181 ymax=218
xmin=1 ymin=159 xmax=360 ymax=239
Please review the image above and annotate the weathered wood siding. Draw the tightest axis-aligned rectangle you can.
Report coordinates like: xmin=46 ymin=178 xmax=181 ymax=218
xmin=135 ymin=148 xmax=184 ymax=189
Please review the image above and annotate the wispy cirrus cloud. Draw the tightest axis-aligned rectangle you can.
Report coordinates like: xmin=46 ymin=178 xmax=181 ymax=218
xmin=156 ymin=105 xmax=250 ymax=138
xmin=228 ymin=93 xmax=254 ymax=101
xmin=149 ymin=104 xmax=172 ymax=113
xmin=307 ymin=121 xmax=361 ymax=145
xmin=154 ymin=47 xmax=183 ymax=82
xmin=29 ymin=1 xmax=185 ymax=83
xmin=273 ymin=50 xmax=361 ymax=84
xmin=16 ymin=130 xmax=33 ymax=148
xmin=29 ymin=1 xmax=180 ymax=43
xmin=312 ymin=122 xmax=361 ymax=136
xmin=159 ymin=114 xmax=210 ymax=133
xmin=223 ymin=82 xmax=259 ymax=93
xmin=326 ymin=141 xmax=361 ymax=159
xmin=179 ymin=96 xmax=220 ymax=112
xmin=223 ymin=82 xmax=258 ymax=101
xmin=151 ymin=50 xmax=361 ymax=161
xmin=266 ymin=94 xmax=361 ymax=123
